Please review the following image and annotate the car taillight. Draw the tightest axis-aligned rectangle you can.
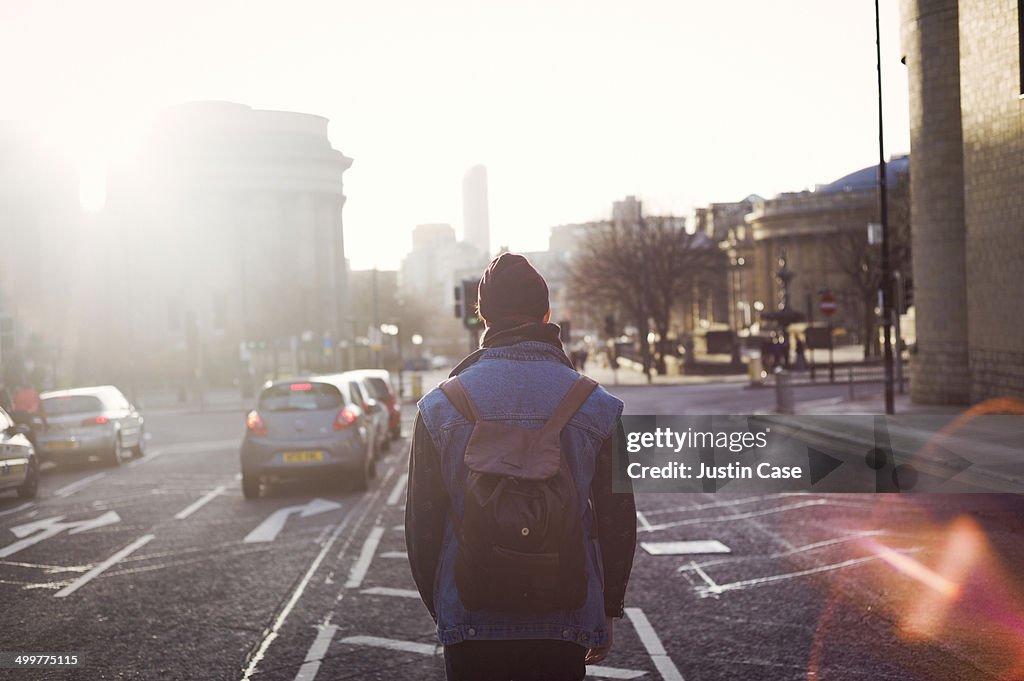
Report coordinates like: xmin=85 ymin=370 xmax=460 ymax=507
xmin=81 ymin=416 xmax=109 ymax=426
xmin=246 ymin=410 xmax=267 ymax=436
xmin=333 ymin=407 xmax=357 ymax=430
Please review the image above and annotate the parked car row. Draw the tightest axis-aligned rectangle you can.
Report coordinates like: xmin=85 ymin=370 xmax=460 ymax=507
xmin=239 ymin=369 xmax=401 ymax=499
xmin=0 ymin=384 xmax=145 ymax=500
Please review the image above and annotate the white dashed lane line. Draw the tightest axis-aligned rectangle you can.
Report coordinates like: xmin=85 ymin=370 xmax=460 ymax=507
xmin=344 ymin=524 xmax=385 ymax=589
xmin=625 ymin=608 xmax=685 ymax=681
xmin=293 ymin=623 xmax=338 ymax=681
xmin=54 ymin=534 xmax=155 ymax=598
xmin=174 ymin=485 xmax=226 ymax=520
xmin=54 ymin=472 xmax=107 ymax=498
xmin=386 ymin=472 xmax=408 ymax=506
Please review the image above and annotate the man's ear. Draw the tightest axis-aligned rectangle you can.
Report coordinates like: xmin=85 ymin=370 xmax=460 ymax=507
xmin=543 ymin=309 xmax=552 ymax=323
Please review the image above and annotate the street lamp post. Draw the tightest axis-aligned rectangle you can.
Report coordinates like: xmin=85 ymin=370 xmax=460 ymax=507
xmin=876 ymin=0 xmax=895 ymax=415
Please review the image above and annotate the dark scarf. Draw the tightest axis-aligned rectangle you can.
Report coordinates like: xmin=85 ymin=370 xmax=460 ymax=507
xmin=449 ymin=322 xmax=574 ymax=376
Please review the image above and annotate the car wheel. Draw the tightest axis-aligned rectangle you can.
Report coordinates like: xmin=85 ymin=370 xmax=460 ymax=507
xmin=241 ymin=470 xmax=260 ymax=499
xmin=105 ymin=437 xmax=124 ymax=467
xmin=16 ymin=456 xmax=39 ymax=499
xmin=131 ymin=428 xmax=146 ymax=458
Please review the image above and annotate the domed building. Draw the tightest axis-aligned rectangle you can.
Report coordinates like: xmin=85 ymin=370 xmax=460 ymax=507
xmin=735 ymin=156 xmax=910 ymax=354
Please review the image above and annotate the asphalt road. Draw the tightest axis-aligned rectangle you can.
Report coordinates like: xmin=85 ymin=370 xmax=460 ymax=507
xmin=1 ymin=388 xmax=1022 ymax=680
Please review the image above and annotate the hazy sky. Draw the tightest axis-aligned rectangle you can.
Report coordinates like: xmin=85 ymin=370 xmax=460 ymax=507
xmin=2 ymin=1 xmax=909 ymax=270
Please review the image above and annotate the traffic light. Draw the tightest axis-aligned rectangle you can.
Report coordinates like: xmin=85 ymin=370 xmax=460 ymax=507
xmin=460 ymin=278 xmax=482 ymax=331
xmin=559 ymin=320 xmax=571 ymax=345
xmin=453 ymin=285 xmax=462 ymax=319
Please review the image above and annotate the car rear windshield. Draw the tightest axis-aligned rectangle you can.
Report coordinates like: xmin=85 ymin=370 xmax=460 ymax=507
xmin=43 ymin=395 xmax=104 ymax=415
xmin=259 ymin=383 xmax=342 ymax=412
xmin=364 ymin=377 xmax=393 ymax=400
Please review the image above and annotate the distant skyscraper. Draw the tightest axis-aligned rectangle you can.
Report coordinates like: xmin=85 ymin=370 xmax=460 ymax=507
xmin=462 ymin=164 xmax=490 ymax=258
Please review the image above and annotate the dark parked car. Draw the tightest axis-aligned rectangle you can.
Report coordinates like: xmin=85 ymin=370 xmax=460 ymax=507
xmin=239 ymin=378 xmax=376 ymax=499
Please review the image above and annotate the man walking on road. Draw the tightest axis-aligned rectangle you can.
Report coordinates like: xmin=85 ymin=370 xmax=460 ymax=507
xmin=406 ymin=253 xmax=637 ymax=681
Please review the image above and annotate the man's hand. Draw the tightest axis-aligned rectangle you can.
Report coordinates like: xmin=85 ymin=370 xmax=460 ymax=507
xmin=584 ymin=617 xmax=614 ymax=665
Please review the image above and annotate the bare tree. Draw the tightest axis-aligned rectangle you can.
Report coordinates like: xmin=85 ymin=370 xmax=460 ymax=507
xmin=569 ymin=214 xmax=724 ymax=378
xmin=825 ymin=175 xmax=911 ymax=358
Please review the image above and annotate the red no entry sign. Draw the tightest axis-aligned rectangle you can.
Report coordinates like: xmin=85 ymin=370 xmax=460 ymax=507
xmin=820 ymin=293 xmax=838 ymax=317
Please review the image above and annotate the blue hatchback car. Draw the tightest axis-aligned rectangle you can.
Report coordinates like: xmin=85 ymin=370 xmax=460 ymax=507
xmin=239 ymin=378 xmax=376 ymax=499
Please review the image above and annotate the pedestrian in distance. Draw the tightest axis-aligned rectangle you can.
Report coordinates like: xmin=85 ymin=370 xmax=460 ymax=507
xmin=406 ymin=252 xmax=637 ymax=681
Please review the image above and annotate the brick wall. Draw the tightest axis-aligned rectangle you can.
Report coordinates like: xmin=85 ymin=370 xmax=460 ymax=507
xmin=958 ymin=0 xmax=1024 ymax=401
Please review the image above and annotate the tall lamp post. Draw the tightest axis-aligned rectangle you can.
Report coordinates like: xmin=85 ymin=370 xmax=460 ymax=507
xmin=876 ymin=0 xmax=895 ymax=415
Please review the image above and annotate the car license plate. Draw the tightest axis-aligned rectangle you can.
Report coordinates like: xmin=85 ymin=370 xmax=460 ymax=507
xmin=282 ymin=450 xmax=324 ymax=463
xmin=47 ymin=440 xmax=79 ymax=450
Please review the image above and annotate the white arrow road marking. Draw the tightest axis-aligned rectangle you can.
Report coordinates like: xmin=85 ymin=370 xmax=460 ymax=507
xmin=55 ymin=534 xmax=155 ymax=597
xmin=244 ymin=499 xmax=343 ymax=543
xmin=344 ymin=525 xmax=385 ymax=589
xmin=54 ymin=472 xmax=107 ymax=498
xmin=293 ymin=623 xmax=338 ymax=681
xmin=175 ymin=485 xmax=226 ymax=520
xmin=386 ymin=472 xmax=408 ymax=506
xmin=360 ymin=586 xmax=419 ymax=598
xmin=625 ymin=608 xmax=685 ymax=681
xmin=641 ymin=541 xmax=731 ymax=556
xmin=1 ymin=511 xmax=121 ymax=558
xmin=338 ymin=636 xmax=647 ymax=679
xmin=380 ymin=550 xmax=407 ymax=559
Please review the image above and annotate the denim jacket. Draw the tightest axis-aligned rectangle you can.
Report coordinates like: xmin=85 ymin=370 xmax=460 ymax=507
xmin=411 ymin=340 xmax=627 ymax=647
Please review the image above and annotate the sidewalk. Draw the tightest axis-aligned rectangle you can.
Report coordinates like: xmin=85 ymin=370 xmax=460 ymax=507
xmin=793 ymin=390 xmax=961 ymax=416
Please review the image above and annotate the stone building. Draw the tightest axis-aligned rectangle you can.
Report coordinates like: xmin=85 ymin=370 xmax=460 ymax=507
xmin=734 ymin=158 xmax=910 ymax=353
xmin=900 ymin=0 xmax=1023 ymax=403
xmin=102 ymin=101 xmax=354 ymax=385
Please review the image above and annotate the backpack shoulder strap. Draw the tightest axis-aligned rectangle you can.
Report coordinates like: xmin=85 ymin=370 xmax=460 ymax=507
xmin=541 ymin=376 xmax=598 ymax=435
xmin=439 ymin=377 xmax=481 ymax=422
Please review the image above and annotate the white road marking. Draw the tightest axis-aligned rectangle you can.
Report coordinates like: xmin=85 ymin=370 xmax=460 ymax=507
xmin=54 ymin=472 xmax=107 ymax=498
xmin=676 ymin=530 xmax=886 ymax=573
xmin=589 ymin=667 xmax=648 ymax=679
xmin=2 ymin=511 xmax=121 ymax=558
xmin=242 ymin=481 xmax=385 ymax=681
xmin=360 ymin=586 xmax=420 ymax=598
xmin=244 ymin=499 xmax=343 ymax=543
xmin=643 ymin=499 xmax=830 ymax=532
xmin=344 ymin=524 xmax=385 ymax=589
xmin=380 ymin=550 xmax=407 ymax=559
xmin=386 ymin=472 xmax=408 ymax=506
xmin=338 ymin=635 xmax=647 ymax=679
xmin=689 ymin=561 xmax=721 ymax=597
xmin=174 ymin=486 xmax=226 ymax=520
xmin=625 ymin=608 xmax=684 ymax=681
xmin=0 ymin=502 xmax=33 ymax=518
xmin=340 ymin=635 xmax=437 ymax=656
xmin=636 ymin=511 xmax=653 ymax=532
xmin=54 ymin=534 xmax=155 ymax=597
xmin=642 ymin=541 xmax=730 ymax=556
xmin=127 ymin=450 xmax=162 ymax=467
xmin=293 ymin=623 xmax=338 ymax=681
xmin=693 ymin=553 xmax=915 ymax=597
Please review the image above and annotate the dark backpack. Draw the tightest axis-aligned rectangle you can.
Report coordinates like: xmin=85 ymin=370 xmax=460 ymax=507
xmin=440 ymin=375 xmax=598 ymax=613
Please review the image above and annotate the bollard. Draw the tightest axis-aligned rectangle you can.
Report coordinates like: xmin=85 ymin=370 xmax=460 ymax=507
xmin=774 ymin=369 xmax=794 ymax=414
xmin=411 ymin=374 xmax=424 ymax=401
xmin=748 ymin=354 xmax=764 ymax=387
xmin=848 ymin=366 xmax=855 ymax=400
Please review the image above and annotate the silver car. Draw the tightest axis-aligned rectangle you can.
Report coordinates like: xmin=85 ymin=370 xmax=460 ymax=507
xmin=38 ymin=386 xmax=146 ymax=466
xmin=0 ymin=407 xmax=39 ymax=499
xmin=343 ymin=370 xmax=393 ymax=455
